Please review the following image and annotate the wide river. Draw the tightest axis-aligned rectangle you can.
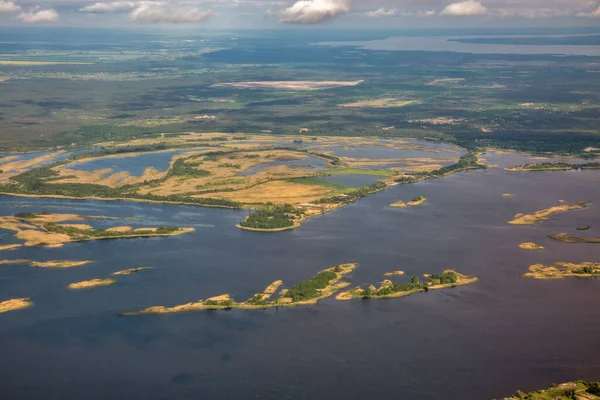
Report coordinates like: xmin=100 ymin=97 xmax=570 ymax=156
xmin=0 ymin=152 xmax=599 ymax=399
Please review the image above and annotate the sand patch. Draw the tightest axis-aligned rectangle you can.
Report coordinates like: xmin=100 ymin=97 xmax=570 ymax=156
xmin=0 ymin=298 xmax=34 ymax=313
xmin=30 ymin=260 xmax=93 ymax=268
xmin=384 ymin=270 xmax=405 ymax=276
xmin=57 ymin=223 xmax=93 ymax=230
xmin=212 ymin=80 xmax=364 ymax=91
xmin=340 ymin=98 xmax=419 ymax=108
xmin=518 ymin=242 xmax=544 ymax=250
xmin=0 ymin=244 xmax=22 ymax=251
xmin=107 ymin=226 xmax=133 ymax=233
xmin=68 ymin=278 xmax=117 ymax=290
xmin=0 ymin=259 xmax=30 ymax=265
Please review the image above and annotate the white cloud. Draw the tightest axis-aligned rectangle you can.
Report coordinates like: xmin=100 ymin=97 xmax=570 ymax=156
xmin=0 ymin=0 xmax=20 ymax=13
xmin=365 ymin=7 xmax=396 ymax=17
xmin=130 ymin=4 xmax=214 ymax=23
xmin=80 ymin=1 xmax=138 ymax=13
xmin=268 ymin=0 xmax=349 ymax=24
xmin=17 ymin=7 xmax=60 ymax=23
xmin=441 ymin=0 xmax=488 ymax=16
xmin=578 ymin=6 xmax=600 ymax=17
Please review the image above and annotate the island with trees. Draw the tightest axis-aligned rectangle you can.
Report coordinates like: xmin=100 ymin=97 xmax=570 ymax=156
xmin=390 ymin=195 xmax=428 ymax=208
xmin=522 ymin=262 xmax=600 ymax=279
xmin=506 ymin=162 xmax=600 ymax=172
xmin=336 ymin=269 xmax=478 ymax=300
xmin=123 ymin=263 xmax=357 ymax=315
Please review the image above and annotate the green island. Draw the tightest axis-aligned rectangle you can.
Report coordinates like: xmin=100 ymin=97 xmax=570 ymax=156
xmin=496 ymin=380 xmax=600 ymax=400
xmin=0 ymin=297 xmax=34 ymax=314
xmin=0 ymin=212 xmax=194 ymax=247
xmin=509 ymin=202 xmax=589 ymax=225
xmin=123 ymin=263 xmax=357 ymax=315
xmin=523 ymin=262 xmax=600 ymax=279
xmin=336 ymin=270 xmax=478 ymax=300
xmin=549 ymin=233 xmax=600 ymax=244
xmin=506 ymin=162 xmax=600 ymax=172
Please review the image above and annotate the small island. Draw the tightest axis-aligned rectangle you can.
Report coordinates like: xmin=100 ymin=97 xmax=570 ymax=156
xmin=336 ymin=270 xmax=478 ymax=300
xmin=549 ymin=233 xmax=600 ymax=244
xmin=577 ymin=226 xmax=591 ymax=231
xmin=0 ymin=212 xmax=195 ymax=247
xmin=502 ymin=193 xmax=516 ymax=197
xmin=0 ymin=244 xmax=22 ymax=252
xmin=68 ymin=278 xmax=117 ymax=290
xmin=383 ymin=270 xmax=405 ymax=276
xmin=0 ymin=297 xmax=34 ymax=314
xmin=509 ymin=202 xmax=589 ymax=225
xmin=500 ymin=380 xmax=600 ymax=400
xmin=112 ymin=267 xmax=154 ymax=275
xmin=30 ymin=260 xmax=93 ymax=268
xmin=522 ymin=262 xmax=600 ymax=279
xmin=123 ymin=263 xmax=357 ymax=315
xmin=390 ymin=195 xmax=427 ymax=208
xmin=506 ymin=162 xmax=600 ymax=172
xmin=518 ymin=242 xmax=545 ymax=250
xmin=237 ymin=204 xmax=303 ymax=232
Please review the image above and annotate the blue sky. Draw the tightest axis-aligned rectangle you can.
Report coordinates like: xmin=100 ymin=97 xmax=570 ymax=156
xmin=0 ymin=0 xmax=599 ymax=28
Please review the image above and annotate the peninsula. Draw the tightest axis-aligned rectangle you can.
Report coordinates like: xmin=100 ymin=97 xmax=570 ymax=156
xmin=522 ymin=262 xmax=600 ymax=279
xmin=509 ymin=202 xmax=589 ymax=225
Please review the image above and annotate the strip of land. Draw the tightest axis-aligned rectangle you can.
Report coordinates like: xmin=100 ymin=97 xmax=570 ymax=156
xmin=123 ymin=263 xmax=357 ymax=315
xmin=0 ymin=212 xmax=194 ymax=247
xmin=68 ymin=278 xmax=117 ymax=290
xmin=336 ymin=270 xmax=478 ymax=300
xmin=522 ymin=262 xmax=600 ymax=279
xmin=506 ymin=162 xmax=600 ymax=172
xmin=112 ymin=267 xmax=154 ymax=275
xmin=509 ymin=202 xmax=589 ymax=225
xmin=390 ymin=195 xmax=427 ymax=208
xmin=549 ymin=233 xmax=600 ymax=244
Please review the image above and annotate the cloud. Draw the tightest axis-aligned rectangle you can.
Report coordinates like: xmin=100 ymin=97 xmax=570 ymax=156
xmin=441 ymin=0 xmax=488 ymax=16
xmin=0 ymin=0 xmax=20 ymax=13
xmin=268 ymin=0 xmax=349 ymax=24
xmin=17 ymin=7 xmax=60 ymax=23
xmin=578 ymin=7 xmax=600 ymax=17
xmin=130 ymin=4 xmax=214 ymax=23
xmin=364 ymin=7 xmax=396 ymax=17
xmin=80 ymin=1 xmax=138 ymax=13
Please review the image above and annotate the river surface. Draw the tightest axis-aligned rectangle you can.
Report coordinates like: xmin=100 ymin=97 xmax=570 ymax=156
xmin=0 ymin=152 xmax=599 ymax=399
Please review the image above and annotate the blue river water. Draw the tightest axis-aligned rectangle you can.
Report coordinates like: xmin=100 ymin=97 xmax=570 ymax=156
xmin=0 ymin=153 xmax=599 ymax=399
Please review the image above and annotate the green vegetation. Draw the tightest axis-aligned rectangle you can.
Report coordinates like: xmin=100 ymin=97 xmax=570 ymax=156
xmin=0 ymin=165 xmax=241 ymax=209
xmin=44 ymin=223 xmax=181 ymax=240
xmin=316 ymin=182 xmax=388 ymax=205
xmin=498 ymin=380 xmax=600 ymax=400
xmin=239 ymin=204 xmax=302 ymax=230
xmin=507 ymin=162 xmax=600 ymax=171
xmin=167 ymin=159 xmax=211 ymax=178
xmin=285 ymin=270 xmax=338 ymax=302
xmin=395 ymin=152 xmax=486 ymax=184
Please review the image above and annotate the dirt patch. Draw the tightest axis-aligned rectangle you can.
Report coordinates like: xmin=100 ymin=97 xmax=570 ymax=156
xmin=30 ymin=260 xmax=93 ymax=268
xmin=212 ymin=80 xmax=364 ymax=91
xmin=68 ymin=278 xmax=117 ymax=290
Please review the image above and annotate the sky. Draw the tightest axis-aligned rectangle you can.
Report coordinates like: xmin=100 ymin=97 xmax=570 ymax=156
xmin=0 ymin=0 xmax=599 ymax=28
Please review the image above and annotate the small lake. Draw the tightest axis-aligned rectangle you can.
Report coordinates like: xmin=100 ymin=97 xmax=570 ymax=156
xmin=65 ymin=150 xmax=195 ymax=177
xmin=238 ymin=156 xmax=328 ymax=176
